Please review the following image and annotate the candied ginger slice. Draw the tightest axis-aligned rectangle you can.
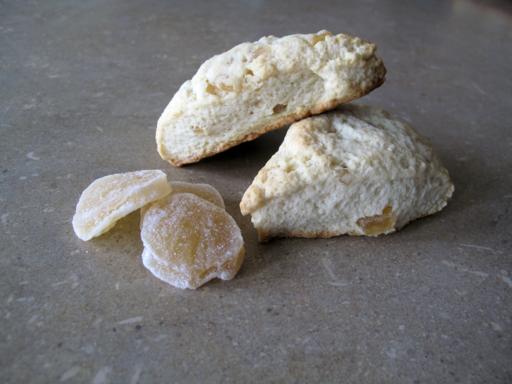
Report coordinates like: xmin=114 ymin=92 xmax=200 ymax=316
xmin=356 ymin=205 xmax=396 ymax=236
xmin=311 ymin=30 xmax=332 ymax=45
xmin=72 ymin=170 xmax=172 ymax=241
xmin=142 ymin=248 xmax=191 ymax=289
xmin=169 ymin=181 xmax=225 ymax=208
xmin=140 ymin=193 xmax=244 ymax=289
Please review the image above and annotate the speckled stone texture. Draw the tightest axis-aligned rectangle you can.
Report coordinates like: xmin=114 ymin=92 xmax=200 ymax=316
xmin=1 ymin=1 xmax=511 ymax=383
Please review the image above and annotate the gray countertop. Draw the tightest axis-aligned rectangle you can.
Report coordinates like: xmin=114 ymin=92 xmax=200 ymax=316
xmin=1 ymin=1 xmax=511 ymax=383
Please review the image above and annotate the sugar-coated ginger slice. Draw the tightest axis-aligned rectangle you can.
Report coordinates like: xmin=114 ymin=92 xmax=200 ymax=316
xmin=139 ymin=181 xmax=225 ymax=220
xmin=141 ymin=247 xmax=244 ymax=290
xmin=72 ymin=170 xmax=172 ymax=241
xmin=140 ymin=193 xmax=244 ymax=289
xmin=169 ymin=181 xmax=225 ymax=208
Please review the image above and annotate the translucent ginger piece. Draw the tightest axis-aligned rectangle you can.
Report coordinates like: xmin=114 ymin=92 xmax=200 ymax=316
xmin=139 ymin=181 xmax=225 ymax=223
xmin=311 ymin=30 xmax=332 ymax=45
xmin=140 ymin=193 xmax=245 ymax=289
xmin=72 ymin=170 xmax=172 ymax=241
xmin=142 ymin=248 xmax=244 ymax=290
xmin=169 ymin=181 xmax=225 ymax=208
xmin=356 ymin=205 xmax=396 ymax=236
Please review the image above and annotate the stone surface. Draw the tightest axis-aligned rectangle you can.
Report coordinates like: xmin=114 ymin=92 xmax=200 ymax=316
xmin=1 ymin=0 xmax=511 ymax=383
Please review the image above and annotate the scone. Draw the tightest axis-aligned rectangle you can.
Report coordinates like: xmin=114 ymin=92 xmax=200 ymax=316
xmin=157 ymin=31 xmax=386 ymax=166
xmin=240 ymin=105 xmax=454 ymax=241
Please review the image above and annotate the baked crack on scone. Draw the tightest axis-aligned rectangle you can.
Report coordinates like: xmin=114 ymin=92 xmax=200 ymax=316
xmin=157 ymin=31 xmax=386 ymax=166
xmin=240 ymin=105 xmax=454 ymax=241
